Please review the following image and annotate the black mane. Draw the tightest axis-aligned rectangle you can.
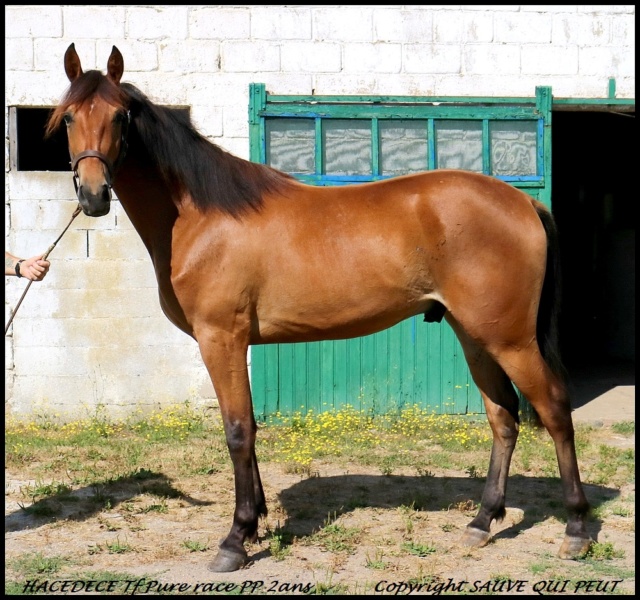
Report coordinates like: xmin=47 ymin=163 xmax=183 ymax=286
xmin=121 ymin=83 xmax=294 ymax=215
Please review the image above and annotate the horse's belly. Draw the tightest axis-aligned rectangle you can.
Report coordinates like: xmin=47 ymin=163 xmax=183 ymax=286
xmin=253 ymin=293 xmax=438 ymax=344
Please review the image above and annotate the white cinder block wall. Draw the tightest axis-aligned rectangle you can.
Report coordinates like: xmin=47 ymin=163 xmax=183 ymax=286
xmin=5 ymin=5 xmax=635 ymax=420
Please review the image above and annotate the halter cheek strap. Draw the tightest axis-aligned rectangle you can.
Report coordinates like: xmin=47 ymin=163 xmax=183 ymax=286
xmin=70 ymin=110 xmax=130 ymax=194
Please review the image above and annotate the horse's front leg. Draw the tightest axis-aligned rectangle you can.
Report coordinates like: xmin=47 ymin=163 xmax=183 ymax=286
xmin=197 ymin=330 xmax=266 ymax=572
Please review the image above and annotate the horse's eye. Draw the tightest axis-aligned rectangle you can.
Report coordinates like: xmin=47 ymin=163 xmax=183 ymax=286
xmin=63 ymin=113 xmax=73 ymax=126
xmin=114 ymin=112 xmax=126 ymax=124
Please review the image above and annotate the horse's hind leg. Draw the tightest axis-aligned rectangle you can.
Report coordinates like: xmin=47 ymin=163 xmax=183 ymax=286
xmin=491 ymin=343 xmax=592 ymax=558
xmin=452 ymin=328 xmax=521 ymax=548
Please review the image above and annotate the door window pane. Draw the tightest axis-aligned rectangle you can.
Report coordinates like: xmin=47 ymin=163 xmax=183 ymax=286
xmin=490 ymin=121 xmax=537 ymax=176
xmin=266 ymin=118 xmax=315 ymax=173
xmin=379 ymin=120 xmax=428 ymax=176
xmin=322 ymin=120 xmax=371 ymax=175
xmin=435 ymin=121 xmax=482 ymax=172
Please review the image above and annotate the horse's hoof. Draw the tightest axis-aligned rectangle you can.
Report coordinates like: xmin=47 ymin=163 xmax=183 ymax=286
xmin=558 ymin=535 xmax=592 ymax=560
xmin=461 ymin=526 xmax=491 ymax=548
xmin=208 ymin=547 xmax=248 ymax=572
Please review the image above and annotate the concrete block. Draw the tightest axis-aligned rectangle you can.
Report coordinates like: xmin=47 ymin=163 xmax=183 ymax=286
xmin=5 ymin=6 xmax=62 ymax=37
xmin=404 ymin=44 xmax=462 ymax=75
xmin=89 ymin=229 xmax=150 ymax=261
xmin=343 ymin=43 xmax=402 ymax=74
xmin=313 ymin=7 xmax=374 ymax=42
xmin=6 ymin=39 xmax=34 ymax=70
xmin=8 ymin=172 xmax=77 ymax=202
xmin=522 ymin=44 xmax=578 ymax=75
xmin=462 ymin=13 xmax=494 ymax=43
xmin=281 ymin=42 xmax=341 ymax=73
xmin=221 ymin=41 xmax=280 ymax=73
xmin=611 ymin=14 xmax=635 ymax=47
xmin=190 ymin=7 xmax=251 ymax=40
xmin=127 ymin=6 xmax=188 ymax=40
xmin=433 ymin=11 xmax=464 ymax=43
xmin=251 ymin=6 xmax=312 ymax=40
xmin=495 ymin=13 xmax=552 ymax=43
xmin=373 ymin=9 xmax=433 ymax=43
xmin=580 ymin=46 xmax=634 ymax=78
xmin=62 ymin=6 xmax=126 ymax=41
xmin=159 ymin=40 xmax=220 ymax=74
xmin=463 ymin=43 xmax=521 ymax=76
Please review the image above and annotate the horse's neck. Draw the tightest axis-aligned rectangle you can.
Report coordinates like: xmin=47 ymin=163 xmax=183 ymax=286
xmin=113 ymin=164 xmax=194 ymax=334
xmin=112 ymin=162 xmax=178 ymax=269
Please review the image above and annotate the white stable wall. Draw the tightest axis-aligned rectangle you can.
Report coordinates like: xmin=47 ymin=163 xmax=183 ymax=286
xmin=5 ymin=5 xmax=635 ymax=420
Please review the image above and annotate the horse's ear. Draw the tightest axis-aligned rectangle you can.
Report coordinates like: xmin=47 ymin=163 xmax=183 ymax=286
xmin=107 ymin=46 xmax=124 ymax=85
xmin=64 ymin=43 xmax=83 ymax=82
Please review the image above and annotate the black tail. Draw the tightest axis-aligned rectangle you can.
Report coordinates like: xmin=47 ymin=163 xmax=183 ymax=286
xmin=520 ymin=201 xmax=567 ymax=424
xmin=534 ymin=201 xmax=566 ymax=382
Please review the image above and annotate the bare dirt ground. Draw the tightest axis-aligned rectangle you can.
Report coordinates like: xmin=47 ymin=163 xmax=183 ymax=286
xmin=5 ymin=424 xmax=635 ymax=596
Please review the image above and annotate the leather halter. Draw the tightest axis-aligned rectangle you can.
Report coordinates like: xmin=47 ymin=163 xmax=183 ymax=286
xmin=70 ymin=111 xmax=130 ymax=195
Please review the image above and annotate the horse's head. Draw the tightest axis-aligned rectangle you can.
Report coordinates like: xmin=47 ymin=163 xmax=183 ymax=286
xmin=55 ymin=43 xmax=130 ymax=217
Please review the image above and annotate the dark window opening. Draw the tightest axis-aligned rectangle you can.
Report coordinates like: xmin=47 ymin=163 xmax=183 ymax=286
xmin=12 ymin=106 xmax=190 ymax=172
xmin=553 ymin=110 xmax=636 ymax=370
xmin=13 ymin=107 xmax=70 ymax=171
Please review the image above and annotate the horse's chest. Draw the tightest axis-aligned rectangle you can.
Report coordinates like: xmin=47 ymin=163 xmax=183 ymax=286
xmin=151 ymin=267 xmax=194 ymax=336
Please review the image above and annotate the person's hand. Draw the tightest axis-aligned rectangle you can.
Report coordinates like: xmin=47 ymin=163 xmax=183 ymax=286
xmin=20 ymin=255 xmax=51 ymax=281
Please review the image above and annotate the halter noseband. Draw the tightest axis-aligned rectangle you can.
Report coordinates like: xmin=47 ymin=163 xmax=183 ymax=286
xmin=70 ymin=110 xmax=130 ymax=195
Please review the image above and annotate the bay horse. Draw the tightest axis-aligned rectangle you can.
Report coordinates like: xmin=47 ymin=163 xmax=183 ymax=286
xmin=46 ymin=43 xmax=592 ymax=571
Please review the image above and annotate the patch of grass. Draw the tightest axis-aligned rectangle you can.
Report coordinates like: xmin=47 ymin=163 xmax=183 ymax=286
xmin=307 ymin=517 xmax=362 ymax=555
xmin=401 ymin=540 xmax=437 ymax=557
xmin=182 ymin=539 xmax=210 ymax=552
xmin=140 ymin=498 xmax=169 ymax=514
xmin=589 ymin=445 xmax=635 ymax=486
xmin=583 ymin=541 xmax=625 ymax=561
xmin=611 ymin=504 xmax=633 ymax=517
xmin=528 ymin=557 xmax=555 ymax=576
xmin=365 ymin=549 xmax=389 ymax=570
xmin=106 ymin=537 xmax=134 ymax=554
xmin=8 ymin=552 xmax=73 ymax=578
xmin=465 ymin=465 xmax=481 ymax=478
xmin=264 ymin=525 xmax=295 ymax=562
xmin=611 ymin=421 xmax=634 ymax=435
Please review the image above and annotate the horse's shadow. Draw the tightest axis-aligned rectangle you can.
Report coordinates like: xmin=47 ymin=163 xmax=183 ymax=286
xmin=5 ymin=469 xmax=213 ymax=533
xmin=6 ymin=470 xmax=620 ymax=548
xmin=274 ymin=473 xmax=619 ymax=545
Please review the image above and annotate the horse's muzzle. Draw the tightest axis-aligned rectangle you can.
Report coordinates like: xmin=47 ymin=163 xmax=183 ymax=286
xmin=78 ymin=184 xmax=112 ymax=217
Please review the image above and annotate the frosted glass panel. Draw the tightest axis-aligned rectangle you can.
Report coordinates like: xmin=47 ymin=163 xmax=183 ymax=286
xmin=490 ymin=121 xmax=537 ymax=176
xmin=380 ymin=120 xmax=428 ymax=176
xmin=323 ymin=120 xmax=371 ymax=175
xmin=435 ymin=121 xmax=482 ymax=172
xmin=266 ymin=118 xmax=315 ymax=173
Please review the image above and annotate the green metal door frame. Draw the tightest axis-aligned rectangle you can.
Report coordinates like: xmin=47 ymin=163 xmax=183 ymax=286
xmin=250 ymin=85 xmax=553 ymax=206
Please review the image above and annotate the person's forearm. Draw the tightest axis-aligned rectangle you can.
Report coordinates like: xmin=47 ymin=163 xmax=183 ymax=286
xmin=5 ymin=252 xmax=21 ymax=276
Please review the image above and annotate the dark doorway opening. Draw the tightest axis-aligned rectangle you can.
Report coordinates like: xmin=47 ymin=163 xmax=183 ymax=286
xmin=551 ymin=110 xmax=635 ymax=402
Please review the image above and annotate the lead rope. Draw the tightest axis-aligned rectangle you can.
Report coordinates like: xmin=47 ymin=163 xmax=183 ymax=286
xmin=5 ymin=203 xmax=83 ymax=335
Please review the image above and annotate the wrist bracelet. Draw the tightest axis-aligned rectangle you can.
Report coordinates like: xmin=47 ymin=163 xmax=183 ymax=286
xmin=15 ymin=260 xmax=25 ymax=278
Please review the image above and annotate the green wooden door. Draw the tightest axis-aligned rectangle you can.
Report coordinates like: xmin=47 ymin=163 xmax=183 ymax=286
xmin=249 ymin=87 xmax=552 ymax=419
xmin=251 ymin=316 xmax=477 ymax=418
